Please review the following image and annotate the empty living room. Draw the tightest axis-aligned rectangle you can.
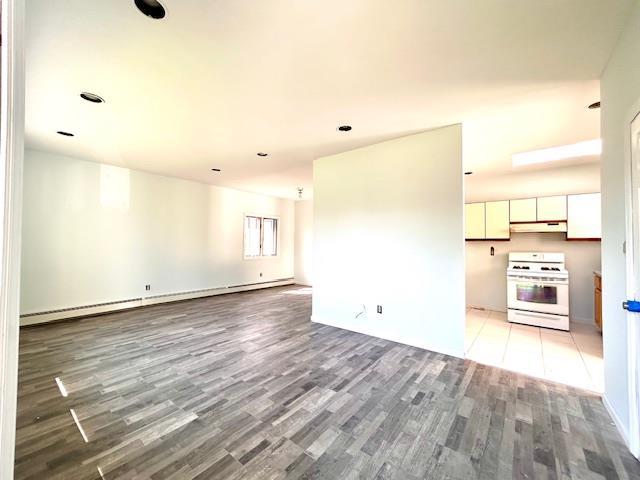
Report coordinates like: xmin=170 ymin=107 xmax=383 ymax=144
xmin=2 ymin=1 xmax=640 ymax=479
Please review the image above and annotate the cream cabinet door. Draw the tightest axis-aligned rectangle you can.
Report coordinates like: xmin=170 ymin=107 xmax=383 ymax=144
xmin=485 ymin=201 xmax=510 ymax=239
xmin=465 ymin=203 xmax=485 ymax=240
xmin=567 ymin=193 xmax=601 ymax=239
xmin=537 ymin=195 xmax=567 ymax=221
xmin=510 ymin=198 xmax=537 ymax=222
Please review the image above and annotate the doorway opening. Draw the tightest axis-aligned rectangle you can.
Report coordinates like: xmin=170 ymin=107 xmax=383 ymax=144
xmin=463 ymin=161 xmax=604 ymax=392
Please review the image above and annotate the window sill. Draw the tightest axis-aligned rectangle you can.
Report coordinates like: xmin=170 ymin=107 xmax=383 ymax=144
xmin=244 ymin=255 xmax=279 ymax=261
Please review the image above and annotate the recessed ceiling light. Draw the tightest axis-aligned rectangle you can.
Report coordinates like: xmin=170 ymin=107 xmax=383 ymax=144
xmin=512 ymin=139 xmax=602 ymax=167
xmin=257 ymin=152 xmax=268 ymax=157
xmin=211 ymin=168 xmax=221 ymax=172
xmin=80 ymin=92 xmax=105 ymax=104
xmin=464 ymin=171 xmax=473 ymax=175
xmin=134 ymin=0 xmax=166 ymax=19
xmin=57 ymin=131 xmax=74 ymax=137
xmin=588 ymin=101 xmax=601 ymax=109
xmin=337 ymin=125 xmax=352 ymax=132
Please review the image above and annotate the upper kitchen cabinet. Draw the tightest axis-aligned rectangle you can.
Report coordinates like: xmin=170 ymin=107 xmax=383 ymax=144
xmin=567 ymin=193 xmax=601 ymax=240
xmin=537 ymin=195 xmax=567 ymax=221
xmin=485 ymin=201 xmax=510 ymax=239
xmin=465 ymin=203 xmax=485 ymax=240
xmin=510 ymin=198 xmax=536 ymax=222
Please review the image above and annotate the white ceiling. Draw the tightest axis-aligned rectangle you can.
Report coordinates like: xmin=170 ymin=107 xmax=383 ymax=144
xmin=25 ymin=0 xmax=632 ymax=199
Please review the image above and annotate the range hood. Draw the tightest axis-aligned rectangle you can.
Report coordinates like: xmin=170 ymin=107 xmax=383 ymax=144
xmin=510 ymin=222 xmax=567 ymax=233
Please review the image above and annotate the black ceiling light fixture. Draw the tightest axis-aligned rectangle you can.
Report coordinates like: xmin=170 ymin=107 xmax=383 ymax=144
xmin=337 ymin=125 xmax=352 ymax=132
xmin=57 ymin=131 xmax=74 ymax=137
xmin=80 ymin=92 xmax=105 ymax=104
xmin=134 ymin=0 xmax=166 ymax=19
xmin=464 ymin=171 xmax=473 ymax=175
xmin=588 ymin=101 xmax=601 ymax=109
xmin=211 ymin=168 xmax=221 ymax=172
xmin=257 ymin=152 xmax=268 ymax=157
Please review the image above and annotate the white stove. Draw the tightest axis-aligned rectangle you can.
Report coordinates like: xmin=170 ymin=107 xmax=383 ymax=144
xmin=507 ymin=252 xmax=570 ymax=331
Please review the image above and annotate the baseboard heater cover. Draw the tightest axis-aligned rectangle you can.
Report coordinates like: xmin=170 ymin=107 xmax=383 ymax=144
xmin=20 ymin=297 xmax=142 ymax=318
xmin=20 ymin=278 xmax=295 ymax=326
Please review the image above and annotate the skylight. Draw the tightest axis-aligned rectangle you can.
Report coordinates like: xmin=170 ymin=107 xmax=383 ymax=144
xmin=512 ymin=139 xmax=602 ymax=167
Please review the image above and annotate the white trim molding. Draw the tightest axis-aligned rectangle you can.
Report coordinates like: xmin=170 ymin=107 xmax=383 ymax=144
xmin=626 ymin=315 xmax=640 ymax=457
xmin=0 ymin=0 xmax=25 ymax=478
xmin=20 ymin=279 xmax=295 ymax=326
xmin=604 ymin=393 xmax=630 ymax=448
xmin=622 ymin=100 xmax=640 ymax=459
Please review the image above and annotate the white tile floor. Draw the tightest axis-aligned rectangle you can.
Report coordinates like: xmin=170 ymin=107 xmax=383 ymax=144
xmin=465 ymin=308 xmax=604 ymax=393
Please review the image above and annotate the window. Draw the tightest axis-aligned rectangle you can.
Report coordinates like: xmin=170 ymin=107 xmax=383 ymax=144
xmin=244 ymin=216 xmax=278 ymax=258
xmin=262 ymin=218 xmax=278 ymax=256
xmin=244 ymin=216 xmax=262 ymax=257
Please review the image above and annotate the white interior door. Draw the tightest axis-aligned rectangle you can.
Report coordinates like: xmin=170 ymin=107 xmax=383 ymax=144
xmin=627 ymin=112 xmax=640 ymax=457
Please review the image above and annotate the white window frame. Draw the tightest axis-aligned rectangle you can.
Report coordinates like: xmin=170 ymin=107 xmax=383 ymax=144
xmin=243 ymin=214 xmax=280 ymax=259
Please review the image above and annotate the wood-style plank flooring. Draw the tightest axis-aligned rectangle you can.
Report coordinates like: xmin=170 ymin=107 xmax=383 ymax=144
xmin=14 ymin=286 xmax=640 ymax=479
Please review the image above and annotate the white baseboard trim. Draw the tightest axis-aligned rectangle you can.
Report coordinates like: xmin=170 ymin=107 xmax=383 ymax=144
xmin=311 ymin=315 xmax=464 ymax=359
xmin=20 ymin=279 xmax=295 ymax=326
xmin=603 ymin=394 xmax=630 ymax=447
xmin=467 ymin=304 xmax=506 ymax=313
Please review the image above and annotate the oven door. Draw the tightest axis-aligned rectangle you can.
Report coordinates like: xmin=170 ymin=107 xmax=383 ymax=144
xmin=507 ymin=276 xmax=569 ymax=316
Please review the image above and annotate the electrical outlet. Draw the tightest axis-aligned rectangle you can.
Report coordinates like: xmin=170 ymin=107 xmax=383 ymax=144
xmin=260 ymin=272 xmax=263 ymax=277
xmin=377 ymin=305 xmax=382 ymax=314
xmin=145 ymin=285 xmax=151 ymax=291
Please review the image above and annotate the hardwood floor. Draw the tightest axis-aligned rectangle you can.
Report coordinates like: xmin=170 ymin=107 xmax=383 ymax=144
xmin=14 ymin=285 xmax=640 ymax=479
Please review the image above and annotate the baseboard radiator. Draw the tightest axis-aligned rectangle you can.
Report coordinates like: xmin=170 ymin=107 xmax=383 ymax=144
xmin=20 ymin=278 xmax=295 ymax=326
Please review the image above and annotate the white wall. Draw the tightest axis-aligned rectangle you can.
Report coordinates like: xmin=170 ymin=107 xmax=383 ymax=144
xmin=600 ymin=0 xmax=640 ymax=445
xmin=294 ymin=199 xmax=313 ymax=286
xmin=465 ymin=162 xmax=601 ymax=203
xmin=21 ymin=150 xmax=295 ymax=314
xmin=466 ymin=233 xmax=600 ymax=322
xmin=312 ymin=125 xmax=465 ymax=357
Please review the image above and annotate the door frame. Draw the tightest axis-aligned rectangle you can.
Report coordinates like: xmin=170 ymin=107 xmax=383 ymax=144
xmin=623 ymin=98 xmax=640 ymax=459
xmin=0 ymin=0 xmax=25 ymax=477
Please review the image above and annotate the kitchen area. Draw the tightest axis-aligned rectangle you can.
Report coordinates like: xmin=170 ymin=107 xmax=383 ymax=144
xmin=464 ymin=187 xmax=603 ymax=392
